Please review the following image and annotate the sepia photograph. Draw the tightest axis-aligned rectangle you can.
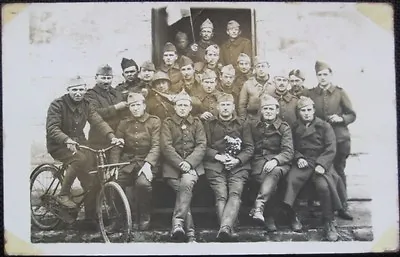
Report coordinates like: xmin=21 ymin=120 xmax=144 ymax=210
xmin=3 ymin=1 xmax=399 ymax=255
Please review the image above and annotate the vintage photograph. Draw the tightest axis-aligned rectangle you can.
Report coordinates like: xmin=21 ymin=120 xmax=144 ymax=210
xmin=3 ymin=1 xmax=398 ymax=255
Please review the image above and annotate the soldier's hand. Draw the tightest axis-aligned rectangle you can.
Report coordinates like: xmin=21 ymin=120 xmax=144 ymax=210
xmin=179 ymin=161 xmax=192 ymax=173
xmin=65 ymin=138 xmax=78 ymax=154
xmin=297 ymin=158 xmax=309 ymax=169
xmin=114 ymin=101 xmax=128 ymax=110
xmin=110 ymin=137 xmax=125 ymax=147
xmin=139 ymin=162 xmax=153 ymax=182
xmin=215 ymin=154 xmax=228 ymax=164
xmin=263 ymin=159 xmax=278 ymax=173
xmin=314 ymin=165 xmax=325 ymax=174
xmin=191 ymin=43 xmax=198 ymax=52
xmin=225 ymin=157 xmax=240 ymax=170
xmin=328 ymin=114 xmax=344 ymax=123
xmin=200 ymin=112 xmax=214 ymax=120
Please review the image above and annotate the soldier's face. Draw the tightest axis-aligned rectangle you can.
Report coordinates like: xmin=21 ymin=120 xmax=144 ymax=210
xmin=299 ymin=105 xmax=315 ymax=122
xmin=227 ymin=27 xmax=240 ymax=39
xmin=200 ymin=28 xmax=213 ymax=41
xmin=217 ymin=101 xmax=235 ymax=117
xmin=316 ymin=69 xmax=332 ymax=86
xmin=202 ymin=78 xmax=217 ymax=93
xmin=255 ymin=63 xmax=269 ymax=78
xmin=289 ymin=75 xmax=304 ymax=87
xmin=205 ymin=51 xmax=219 ymax=65
xmin=123 ymin=66 xmax=138 ymax=82
xmin=68 ymin=85 xmax=87 ymax=102
xmin=140 ymin=68 xmax=154 ymax=82
xmin=238 ymin=60 xmax=251 ymax=74
xmin=163 ymin=51 xmax=178 ymax=66
xmin=175 ymin=100 xmax=192 ymax=118
xmin=221 ymin=73 xmax=235 ymax=87
xmin=180 ymin=64 xmax=195 ymax=80
xmin=274 ymin=76 xmax=289 ymax=92
xmin=261 ymin=104 xmax=279 ymax=121
xmin=154 ymin=80 xmax=170 ymax=93
xmin=129 ymin=101 xmax=146 ymax=118
xmin=95 ymin=74 xmax=113 ymax=90
xmin=176 ymin=38 xmax=189 ymax=50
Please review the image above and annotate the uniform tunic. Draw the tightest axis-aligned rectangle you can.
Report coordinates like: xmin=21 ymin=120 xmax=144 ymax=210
xmin=158 ymin=63 xmax=183 ymax=89
xmin=186 ymin=40 xmax=217 ymax=63
xmin=115 ymin=78 xmax=142 ymax=100
xmin=146 ymin=89 xmax=175 ymax=120
xmin=269 ymin=90 xmax=299 ymax=128
xmin=191 ymin=89 xmax=222 ymax=118
xmin=220 ymin=37 xmax=252 ymax=66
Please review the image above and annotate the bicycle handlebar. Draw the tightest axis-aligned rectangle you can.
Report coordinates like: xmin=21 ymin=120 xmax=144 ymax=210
xmin=78 ymin=144 xmax=119 ymax=153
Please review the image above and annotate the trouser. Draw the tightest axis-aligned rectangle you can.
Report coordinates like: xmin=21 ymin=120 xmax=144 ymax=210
xmin=206 ymin=168 xmax=249 ymax=228
xmin=334 ymin=140 xmax=351 ymax=189
xmin=166 ymin=173 xmax=198 ymax=237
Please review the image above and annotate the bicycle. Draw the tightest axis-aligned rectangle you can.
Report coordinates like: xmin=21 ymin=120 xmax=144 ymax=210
xmin=30 ymin=144 xmax=132 ymax=243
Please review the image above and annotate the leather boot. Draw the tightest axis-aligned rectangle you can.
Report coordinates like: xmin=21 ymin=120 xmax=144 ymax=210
xmin=252 ymin=200 xmax=265 ymax=225
xmin=56 ymin=166 xmax=77 ymax=209
xmin=216 ymin=225 xmax=232 ymax=242
xmin=337 ymin=202 xmax=353 ymax=220
xmin=291 ymin=214 xmax=303 ymax=232
xmin=324 ymin=219 xmax=339 ymax=241
xmin=139 ymin=213 xmax=151 ymax=231
xmin=185 ymin=211 xmax=196 ymax=243
xmin=265 ymin=216 xmax=277 ymax=232
xmin=171 ymin=223 xmax=186 ymax=242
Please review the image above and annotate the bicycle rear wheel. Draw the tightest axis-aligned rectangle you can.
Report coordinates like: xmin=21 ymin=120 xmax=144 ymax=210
xmin=30 ymin=164 xmax=63 ymax=230
xmin=97 ymin=181 xmax=132 ymax=243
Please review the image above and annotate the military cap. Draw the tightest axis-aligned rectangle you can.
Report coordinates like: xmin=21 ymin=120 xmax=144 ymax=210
xmin=288 ymin=69 xmax=305 ymax=80
xmin=178 ymin=55 xmax=194 ymax=68
xmin=127 ymin=92 xmax=146 ymax=104
xmin=221 ymin=64 xmax=236 ymax=76
xmin=217 ymin=93 xmax=234 ymax=103
xmin=205 ymin=44 xmax=220 ymax=54
xmin=201 ymin=69 xmax=217 ymax=81
xmin=96 ymin=64 xmax=113 ymax=75
xmin=260 ymin=94 xmax=279 ymax=107
xmin=152 ymin=71 xmax=171 ymax=85
xmin=297 ymin=96 xmax=315 ymax=109
xmin=253 ymin=56 xmax=269 ymax=66
xmin=121 ymin=58 xmax=138 ymax=71
xmin=227 ymin=20 xmax=240 ymax=30
xmin=315 ymin=60 xmax=332 ymax=73
xmin=67 ymin=75 xmax=86 ymax=89
xmin=175 ymin=31 xmax=188 ymax=40
xmin=273 ymin=68 xmax=289 ymax=78
xmin=163 ymin=42 xmax=177 ymax=53
xmin=141 ymin=61 xmax=156 ymax=71
xmin=200 ymin=18 xmax=214 ymax=30
xmin=174 ymin=91 xmax=192 ymax=104
xmin=237 ymin=53 xmax=251 ymax=63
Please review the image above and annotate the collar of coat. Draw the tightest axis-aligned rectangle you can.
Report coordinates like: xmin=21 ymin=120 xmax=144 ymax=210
xmin=171 ymin=114 xmax=195 ymax=125
xmin=197 ymin=89 xmax=222 ymax=101
xmin=209 ymin=113 xmax=241 ymax=125
xmin=63 ymin=94 xmax=85 ymax=113
xmin=224 ymin=37 xmax=247 ymax=47
xmin=160 ymin=62 xmax=180 ymax=72
xmin=294 ymin=116 xmax=326 ymax=138
xmin=255 ymin=117 xmax=283 ymax=130
xmin=291 ymin=85 xmax=305 ymax=96
xmin=198 ymin=40 xmax=215 ymax=49
xmin=127 ymin=112 xmax=150 ymax=123
xmin=272 ymin=90 xmax=296 ymax=102
xmin=92 ymin=84 xmax=118 ymax=97
xmin=315 ymin=84 xmax=337 ymax=95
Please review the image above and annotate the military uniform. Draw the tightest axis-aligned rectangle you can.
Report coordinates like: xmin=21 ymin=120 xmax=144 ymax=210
xmin=172 ymin=78 xmax=202 ymax=96
xmin=194 ymin=62 xmax=222 ymax=84
xmin=217 ymin=82 xmax=241 ymax=107
xmin=191 ymin=89 xmax=222 ymax=118
xmin=269 ymin=90 xmax=299 ymax=127
xmin=159 ymin=62 xmax=182 ymax=90
xmin=186 ymin=39 xmax=216 ymax=63
xmin=147 ymin=88 xmax=175 ymax=120
xmin=220 ymin=37 xmax=252 ymax=66
xmin=161 ymin=110 xmax=207 ymax=239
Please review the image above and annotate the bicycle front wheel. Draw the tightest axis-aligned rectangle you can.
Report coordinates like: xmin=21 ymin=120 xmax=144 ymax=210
xmin=97 ymin=181 xmax=132 ymax=243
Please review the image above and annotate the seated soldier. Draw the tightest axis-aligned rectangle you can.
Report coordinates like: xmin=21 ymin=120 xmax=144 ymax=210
xmin=248 ymin=94 xmax=294 ymax=232
xmin=203 ymin=93 xmax=254 ymax=242
xmin=115 ymin=58 xmax=141 ymax=99
xmin=46 ymin=75 xmax=123 ymax=228
xmin=194 ymin=44 xmax=222 ymax=83
xmin=234 ymin=53 xmax=253 ymax=92
xmin=147 ymin=71 xmax=175 ymax=120
xmin=288 ymin=69 xmax=307 ymax=97
xmin=110 ymin=92 xmax=161 ymax=231
xmin=282 ymin=96 xmax=350 ymax=241
xmin=220 ymin=20 xmax=252 ymax=66
xmin=217 ymin=64 xmax=241 ymax=107
xmin=171 ymin=55 xmax=201 ymax=96
xmin=158 ymin=42 xmax=182 ymax=88
xmin=161 ymin=92 xmax=207 ymax=243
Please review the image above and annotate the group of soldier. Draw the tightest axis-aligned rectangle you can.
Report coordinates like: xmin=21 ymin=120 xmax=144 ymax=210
xmin=45 ymin=18 xmax=356 ymax=243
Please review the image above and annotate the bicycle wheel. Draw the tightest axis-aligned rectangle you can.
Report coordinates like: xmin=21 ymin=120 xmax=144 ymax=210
xmin=30 ymin=164 xmax=63 ymax=230
xmin=97 ymin=181 xmax=132 ymax=243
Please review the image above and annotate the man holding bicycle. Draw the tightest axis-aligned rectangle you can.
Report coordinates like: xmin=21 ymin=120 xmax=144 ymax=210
xmin=46 ymin=75 xmax=124 ymax=221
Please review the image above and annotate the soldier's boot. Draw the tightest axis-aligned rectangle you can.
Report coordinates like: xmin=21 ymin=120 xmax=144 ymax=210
xmin=216 ymin=225 xmax=233 ymax=242
xmin=56 ymin=166 xmax=77 ymax=209
xmin=324 ymin=219 xmax=339 ymax=241
xmin=337 ymin=202 xmax=353 ymax=220
xmin=251 ymin=200 xmax=265 ymax=226
xmin=171 ymin=222 xmax=186 ymax=242
xmin=136 ymin=177 xmax=152 ymax=231
xmin=139 ymin=210 xmax=151 ymax=231
xmin=125 ymin=186 xmax=140 ymax=230
xmin=265 ymin=215 xmax=277 ymax=232
xmin=185 ymin=211 xmax=197 ymax=243
xmin=291 ymin=214 xmax=303 ymax=232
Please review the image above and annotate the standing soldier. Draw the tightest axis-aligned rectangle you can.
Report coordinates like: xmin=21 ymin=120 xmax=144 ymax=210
xmin=194 ymin=44 xmax=222 ymax=83
xmin=282 ymin=96 xmax=350 ymax=241
xmin=203 ymin=93 xmax=254 ymax=242
xmin=172 ymin=55 xmax=202 ymax=96
xmin=161 ymin=92 xmax=207 ymax=242
xmin=110 ymin=92 xmax=161 ymax=231
xmin=238 ymin=57 xmax=274 ymax=120
xmin=47 ymin=75 xmax=123 ymax=229
xmin=115 ymin=58 xmax=141 ymax=100
xmin=289 ymin=69 xmax=307 ymax=97
xmin=217 ymin=64 xmax=241 ymax=107
xmin=137 ymin=61 xmax=156 ymax=94
xmin=175 ymin=31 xmax=191 ymax=61
xmin=248 ymin=94 xmax=294 ymax=232
xmin=147 ymin=71 xmax=176 ymax=120
xmin=269 ymin=69 xmax=298 ymax=127
xmin=220 ymin=20 xmax=252 ymax=66
xmin=234 ymin=53 xmax=253 ymax=91
xmin=159 ymin=42 xmax=182 ymax=88
xmin=307 ymin=61 xmax=355 ymax=220
xmin=85 ymin=64 xmax=127 ymax=150
xmin=188 ymin=18 xmax=216 ymax=63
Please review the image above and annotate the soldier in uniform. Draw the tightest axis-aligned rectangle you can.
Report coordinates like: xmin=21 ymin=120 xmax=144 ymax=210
xmin=85 ymin=64 xmax=127 ymax=150
xmin=187 ymin=18 xmax=216 ymax=63
xmin=269 ymin=69 xmax=299 ymax=127
xmin=289 ymin=69 xmax=307 ymax=97
xmin=175 ymin=31 xmax=191 ymax=61
xmin=158 ymin=42 xmax=183 ymax=88
xmin=238 ymin=57 xmax=274 ymax=120
xmin=234 ymin=53 xmax=253 ymax=91
xmin=307 ymin=61 xmax=355 ymax=220
xmin=115 ymin=58 xmax=141 ymax=99
xmin=46 ymin=76 xmax=123 ymax=229
xmin=110 ymin=92 xmax=161 ymax=231
xmin=203 ymin=93 xmax=254 ymax=241
xmin=282 ymin=96 xmax=350 ymax=241
xmin=161 ymin=92 xmax=207 ymax=242
xmin=194 ymin=44 xmax=222 ymax=83
xmin=248 ymin=95 xmax=294 ymax=232
xmin=172 ymin=55 xmax=202 ymax=96
xmin=217 ymin=64 xmax=241 ymax=107
xmin=220 ymin=20 xmax=252 ymax=66
xmin=146 ymin=71 xmax=176 ymax=121
xmin=136 ymin=61 xmax=156 ymax=94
